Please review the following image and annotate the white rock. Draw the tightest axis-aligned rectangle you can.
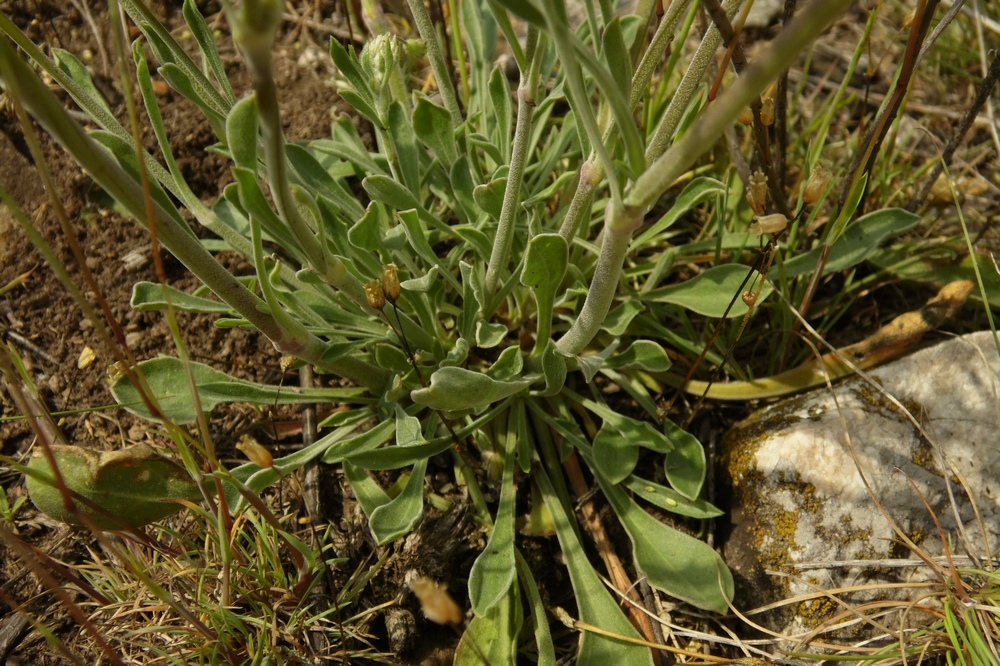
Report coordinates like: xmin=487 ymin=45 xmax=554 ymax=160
xmin=722 ymin=331 xmax=1000 ymax=638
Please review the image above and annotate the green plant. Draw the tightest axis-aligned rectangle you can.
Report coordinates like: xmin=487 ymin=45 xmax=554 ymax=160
xmin=1 ymin=0 xmax=964 ymax=661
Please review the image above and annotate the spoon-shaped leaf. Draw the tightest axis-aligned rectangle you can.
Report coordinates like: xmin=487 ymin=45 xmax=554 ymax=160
xmin=585 ymin=450 xmax=733 ymax=613
xmin=110 ymin=357 xmax=365 ymax=423
xmin=411 ymin=366 xmax=530 ymax=411
xmin=535 ymin=465 xmax=653 ymax=665
xmin=25 ymin=444 xmax=202 ymax=529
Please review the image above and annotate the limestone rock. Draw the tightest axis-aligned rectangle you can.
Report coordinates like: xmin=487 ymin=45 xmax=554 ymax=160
xmin=722 ymin=331 xmax=1000 ymax=638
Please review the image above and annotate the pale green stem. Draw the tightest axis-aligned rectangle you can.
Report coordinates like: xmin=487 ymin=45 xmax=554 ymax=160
xmin=233 ymin=10 xmax=329 ymax=277
xmin=556 ymin=0 xmax=690 ymax=242
xmin=542 ymin=5 xmax=622 ymax=209
xmin=485 ymin=28 xmax=542 ymax=294
xmin=406 ymin=0 xmax=462 ymax=130
xmin=557 ymin=0 xmax=854 ymax=355
xmin=630 ymin=0 xmax=854 ymax=215
xmin=644 ymin=0 xmax=741 ymax=165
xmin=631 ymin=0 xmax=692 ymax=110
xmin=557 ymin=159 xmax=599 ymax=241
xmin=554 ymin=210 xmax=639 ymax=356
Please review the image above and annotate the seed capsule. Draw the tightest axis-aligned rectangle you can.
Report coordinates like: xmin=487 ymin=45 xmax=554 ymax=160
xmin=803 ymin=165 xmax=832 ymax=205
xmin=365 ymin=279 xmax=386 ymax=310
xmin=746 ymin=170 xmax=768 ymax=215
xmin=381 ymin=263 xmax=400 ymax=303
xmin=760 ymin=96 xmax=775 ymax=126
xmin=237 ymin=435 xmax=273 ymax=468
xmin=749 ymin=213 xmax=788 ymax=236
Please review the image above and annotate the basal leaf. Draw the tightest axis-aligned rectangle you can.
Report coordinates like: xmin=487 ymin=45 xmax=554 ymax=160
xmin=131 ymin=282 xmax=232 ymax=314
xmin=411 ymin=367 xmax=530 ymax=411
xmin=25 ymin=444 xmax=202 ymax=529
xmin=662 ymin=418 xmax=706 ymax=500
xmin=110 ymin=357 xmax=365 ymax=423
xmin=784 ymin=207 xmax=921 ymax=278
xmin=598 ymin=470 xmax=734 ymax=613
xmin=604 ymin=340 xmax=671 ymax=372
xmin=592 ymin=423 xmax=639 ymax=484
xmin=535 ymin=466 xmax=653 ymax=665
xmin=646 ymin=264 xmax=772 ymax=318
xmin=369 ymin=458 xmax=428 ymax=545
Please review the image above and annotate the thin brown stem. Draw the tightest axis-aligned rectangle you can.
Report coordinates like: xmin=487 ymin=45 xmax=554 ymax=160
xmin=772 ymin=0 xmax=798 ymax=186
xmin=908 ymin=48 xmax=1000 ymax=211
xmin=703 ymin=0 xmax=791 ymax=217
xmin=838 ymin=0 xmax=941 ymax=212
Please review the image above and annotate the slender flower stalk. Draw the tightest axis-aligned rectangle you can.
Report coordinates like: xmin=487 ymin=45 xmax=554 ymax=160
xmin=406 ymin=0 xmax=462 ymax=129
xmin=557 ymin=0 xmax=854 ymax=355
xmin=485 ymin=28 xmax=543 ymax=293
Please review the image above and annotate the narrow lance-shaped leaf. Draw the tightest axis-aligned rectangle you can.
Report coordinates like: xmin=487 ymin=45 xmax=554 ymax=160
xmin=534 ymin=464 xmax=654 ymax=665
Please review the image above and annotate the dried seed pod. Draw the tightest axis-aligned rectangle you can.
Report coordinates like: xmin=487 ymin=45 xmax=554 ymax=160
xmin=737 ymin=106 xmax=754 ymax=125
xmin=749 ymin=213 xmax=788 ymax=236
xmin=803 ymin=165 xmax=832 ymax=205
xmin=409 ymin=576 xmax=463 ymax=625
xmin=760 ymin=96 xmax=775 ymax=126
xmin=365 ymin=279 xmax=386 ymax=310
xmin=237 ymin=435 xmax=273 ymax=468
xmin=742 ymin=290 xmax=757 ymax=307
xmin=381 ymin=263 xmax=400 ymax=303
xmin=746 ymin=170 xmax=768 ymax=215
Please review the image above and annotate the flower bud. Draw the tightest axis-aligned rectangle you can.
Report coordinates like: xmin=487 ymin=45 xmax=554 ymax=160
xmin=237 ymin=435 xmax=273 ymax=468
xmin=381 ymin=263 xmax=400 ymax=303
xmin=803 ymin=165 xmax=832 ymax=205
xmin=749 ymin=213 xmax=788 ymax=236
xmin=746 ymin=170 xmax=768 ymax=215
xmin=361 ymin=33 xmax=400 ymax=91
xmin=760 ymin=96 xmax=775 ymax=126
xmin=737 ymin=106 xmax=754 ymax=125
xmin=365 ymin=279 xmax=386 ymax=310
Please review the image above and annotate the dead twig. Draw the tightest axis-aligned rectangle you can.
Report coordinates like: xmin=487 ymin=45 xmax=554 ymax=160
xmin=772 ymin=0 xmax=798 ymax=187
xmin=908 ymin=48 xmax=1000 ymax=211
xmin=703 ymin=0 xmax=792 ymax=218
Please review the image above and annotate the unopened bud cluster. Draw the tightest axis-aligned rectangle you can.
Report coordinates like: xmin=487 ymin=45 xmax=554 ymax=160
xmin=366 ymin=264 xmax=401 ymax=310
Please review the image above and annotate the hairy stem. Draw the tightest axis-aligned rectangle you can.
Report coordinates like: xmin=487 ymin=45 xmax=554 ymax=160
xmin=486 ymin=29 xmax=543 ymax=293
